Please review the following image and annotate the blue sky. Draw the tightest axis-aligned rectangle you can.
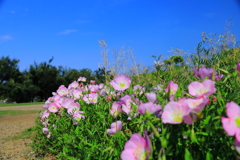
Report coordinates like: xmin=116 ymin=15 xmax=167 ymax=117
xmin=1 ymin=0 xmax=240 ymax=72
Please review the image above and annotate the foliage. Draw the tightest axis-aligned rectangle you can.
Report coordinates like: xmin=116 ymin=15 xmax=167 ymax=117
xmin=31 ymin=52 xmax=240 ymax=159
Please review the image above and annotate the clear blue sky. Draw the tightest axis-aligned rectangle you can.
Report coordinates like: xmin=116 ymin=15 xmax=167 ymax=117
xmin=1 ymin=0 xmax=240 ymax=72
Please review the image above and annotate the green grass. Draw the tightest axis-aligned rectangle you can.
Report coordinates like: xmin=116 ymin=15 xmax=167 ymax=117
xmin=0 ymin=110 xmax=40 ymax=116
xmin=0 ymin=102 xmax=44 ymax=107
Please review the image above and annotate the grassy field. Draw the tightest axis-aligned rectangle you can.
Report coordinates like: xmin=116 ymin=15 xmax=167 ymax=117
xmin=0 ymin=110 xmax=40 ymax=116
xmin=0 ymin=102 xmax=44 ymax=107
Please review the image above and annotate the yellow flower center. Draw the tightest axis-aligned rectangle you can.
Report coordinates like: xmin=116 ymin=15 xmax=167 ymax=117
xmin=235 ymin=117 xmax=240 ymax=127
xmin=173 ymin=111 xmax=182 ymax=122
xmin=76 ymin=117 xmax=81 ymax=121
xmin=119 ymin=82 xmax=125 ymax=88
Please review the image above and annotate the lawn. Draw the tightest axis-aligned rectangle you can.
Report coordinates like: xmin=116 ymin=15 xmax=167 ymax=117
xmin=0 ymin=102 xmax=44 ymax=107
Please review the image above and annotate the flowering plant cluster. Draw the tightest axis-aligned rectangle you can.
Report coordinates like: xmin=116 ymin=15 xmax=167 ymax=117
xmin=33 ymin=63 xmax=240 ymax=159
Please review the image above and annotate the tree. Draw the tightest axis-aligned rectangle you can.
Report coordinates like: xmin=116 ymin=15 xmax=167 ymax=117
xmin=28 ymin=57 xmax=60 ymax=101
xmin=0 ymin=56 xmax=22 ymax=84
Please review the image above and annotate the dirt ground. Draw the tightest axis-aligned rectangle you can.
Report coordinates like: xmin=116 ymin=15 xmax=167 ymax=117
xmin=0 ymin=105 xmax=53 ymax=160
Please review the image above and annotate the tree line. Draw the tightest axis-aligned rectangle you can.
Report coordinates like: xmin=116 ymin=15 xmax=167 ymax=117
xmin=0 ymin=56 xmax=107 ymax=103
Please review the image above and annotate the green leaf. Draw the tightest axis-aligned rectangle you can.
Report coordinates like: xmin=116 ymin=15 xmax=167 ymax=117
xmin=184 ymin=148 xmax=193 ymax=160
xmin=206 ymin=152 xmax=212 ymax=160
xmin=196 ymin=132 xmax=209 ymax=136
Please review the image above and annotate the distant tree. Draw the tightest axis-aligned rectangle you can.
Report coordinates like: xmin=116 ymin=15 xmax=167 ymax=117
xmin=0 ymin=56 xmax=22 ymax=84
xmin=28 ymin=57 xmax=60 ymax=101
xmin=0 ymin=71 xmax=40 ymax=103
xmin=0 ymin=56 xmax=26 ymax=101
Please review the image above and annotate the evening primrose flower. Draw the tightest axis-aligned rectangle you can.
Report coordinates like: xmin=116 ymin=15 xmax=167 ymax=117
xmin=110 ymin=74 xmax=131 ymax=91
xmin=221 ymin=102 xmax=240 ymax=142
xmin=68 ymin=81 xmax=79 ymax=89
xmin=73 ymin=110 xmax=85 ymax=122
xmin=133 ymin=85 xmax=146 ymax=95
xmin=138 ymin=102 xmax=162 ymax=115
xmin=120 ymin=95 xmax=136 ymax=115
xmin=146 ymin=92 xmax=158 ymax=104
xmin=110 ymin=101 xmax=122 ymax=118
xmin=42 ymin=127 xmax=49 ymax=133
xmin=70 ymin=88 xmax=83 ymax=99
xmin=46 ymin=133 xmax=51 ymax=138
xmin=107 ymin=121 xmax=122 ymax=135
xmin=233 ymin=62 xmax=240 ymax=75
xmin=67 ymin=102 xmax=80 ymax=115
xmin=193 ymin=66 xmax=223 ymax=81
xmin=121 ymin=131 xmax=151 ymax=160
xmin=90 ymin=80 xmax=96 ymax=84
xmin=183 ymin=97 xmax=209 ymax=114
xmin=48 ymin=103 xmax=60 ymax=113
xmin=164 ymin=80 xmax=178 ymax=95
xmin=162 ymin=101 xmax=192 ymax=124
xmin=78 ymin=76 xmax=86 ymax=82
xmin=41 ymin=110 xmax=50 ymax=119
xmin=83 ymin=93 xmax=98 ymax=104
xmin=57 ymin=85 xmax=68 ymax=96
xmin=61 ymin=98 xmax=74 ymax=109
xmin=188 ymin=79 xmax=216 ymax=98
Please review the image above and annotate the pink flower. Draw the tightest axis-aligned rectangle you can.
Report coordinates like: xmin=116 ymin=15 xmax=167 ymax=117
xmin=41 ymin=110 xmax=50 ymax=119
xmin=45 ymin=97 xmax=55 ymax=104
xmin=70 ymin=88 xmax=83 ymax=99
xmin=46 ymin=133 xmax=51 ymax=138
xmin=146 ymin=92 xmax=158 ymax=104
xmin=73 ymin=111 xmax=85 ymax=121
xmin=193 ymin=66 xmax=223 ymax=81
xmin=78 ymin=76 xmax=86 ymax=82
xmin=133 ymin=85 xmax=146 ymax=95
xmin=120 ymin=95 xmax=137 ymax=115
xmin=83 ymin=93 xmax=98 ymax=104
xmin=121 ymin=131 xmax=151 ymax=160
xmin=233 ymin=62 xmax=240 ymax=75
xmin=138 ymin=102 xmax=162 ymax=115
xmin=183 ymin=97 xmax=209 ymax=114
xmin=221 ymin=102 xmax=240 ymax=142
xmin=188 ymin=79 xmax=216 ymax=98
xmin=110 ymin=101 xmax=122 ymax=118
xmin=88 ymin=85 xmax=100 ymax=93
xmin=42 ymin=127 xmax=49 ymax=133
xmin=68 ymin=81 xmax=79 ymax=89
xmin=48 ymin=103 xmax=60 ymax=113
xmin=90 ymin=80 xmax=96 ymax=84
xmin=98 ymin=83 xmax=104 ymax=89
xmin=67 ymin=102 xmax=80 ymax=115
xmin=162 ymin=101 xmax=192 ymax=124
xmin=57 ymin=85 xmax=68 ymax=96
xmin=107 ymin=121 xmax=122 ymax=135
xmin=110 ymin=74 xmax=131 ymax=91
xmin=164 ymin=80 xmax=178 ymax=95
xmin=61 ymin=98 xmax=75 ymax=109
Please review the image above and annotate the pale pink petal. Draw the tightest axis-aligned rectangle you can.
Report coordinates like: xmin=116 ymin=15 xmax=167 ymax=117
xmin=146 ymin=92 xmax=158 ymax=103
xmin=221 ymin=117 xmax=237 ymax=136
xmin=188 ymin=82 xmax=204 ymax=97
xmin=120 ymin=150 xmax=136 ymax=160
xmin=226 ymin=101 xmax=240 ymax=118
xmin=236 ymin=129 xmax=240 ymax=142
